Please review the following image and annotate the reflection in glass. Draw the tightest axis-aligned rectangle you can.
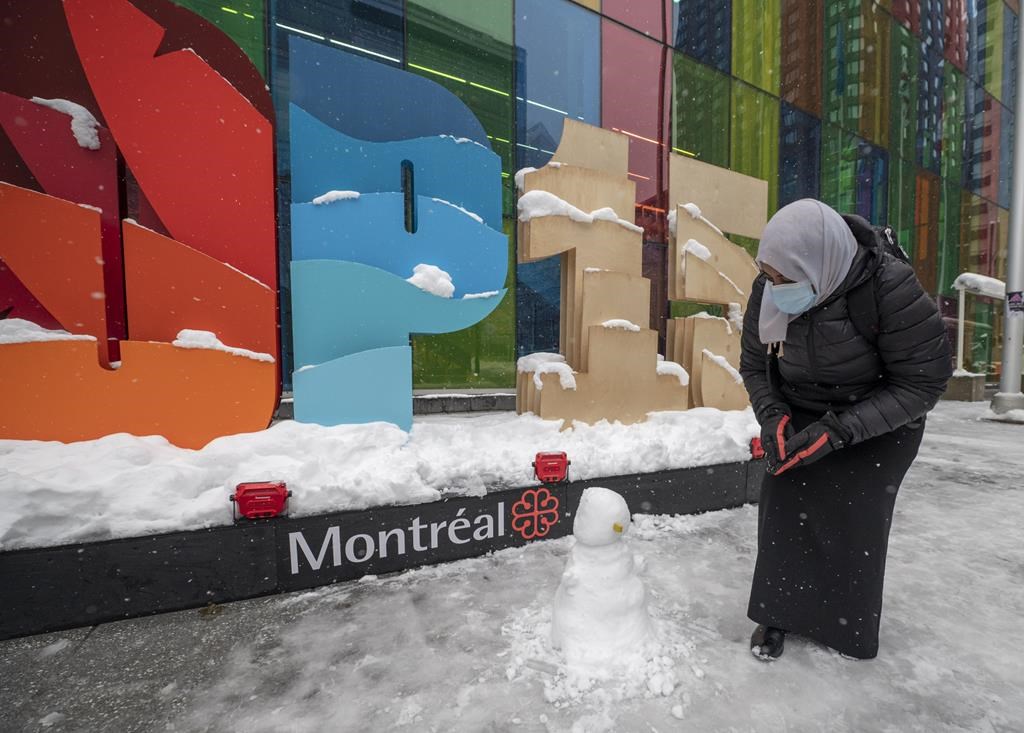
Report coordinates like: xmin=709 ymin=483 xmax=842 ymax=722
xmin=732 ymin=0 xmax=780 ymax=95
xmin=731 ymin=81 xmax=779 ymax=213
xmin=821 ymin=124 xmax=889 ymax=224
xmin=603 ymin=0 xmax=672 ymax=41
xmin=672 ymin=53 xmax=730 ymax=167
xmin=779 ymin=102 xmax=821 ymax=207
xmin=673 ymin=0 xmax=732 ymax=74
xmin=406 ymin=0 xmax=517 ymax=387
xmin=780 ymin=0 xmax=823 ymax=115
xmin=917 ymin=47 xmax=943 ymax=174
xmin=269 ymin=0 xmax=406 ymax=387
xmin=514 ymin=0 xmax=601 ymax=357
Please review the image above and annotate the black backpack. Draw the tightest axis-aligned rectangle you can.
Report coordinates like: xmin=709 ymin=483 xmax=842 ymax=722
xmin=842 ymin=218 xmax=913 ymax=346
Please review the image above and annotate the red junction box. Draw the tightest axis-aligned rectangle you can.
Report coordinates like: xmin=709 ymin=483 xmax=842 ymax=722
xmin=231 ymin=481 xmax=291 ymax=520
xmin=533 ymin=452 xmax=570 ymax=485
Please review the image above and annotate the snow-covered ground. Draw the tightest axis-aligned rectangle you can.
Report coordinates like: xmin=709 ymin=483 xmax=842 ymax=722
xmin=0 ymin=408 xmax=757 ymax=550
xmin=2 ymin=401 xmax=1022 ymax=732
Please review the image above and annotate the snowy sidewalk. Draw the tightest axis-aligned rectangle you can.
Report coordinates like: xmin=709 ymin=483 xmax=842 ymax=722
xmin=2 ymin=402 xmax=1023 ymax=732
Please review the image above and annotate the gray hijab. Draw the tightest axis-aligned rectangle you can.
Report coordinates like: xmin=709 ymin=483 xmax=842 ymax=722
xmin=756 ymin=199 xmax=858 ymax=345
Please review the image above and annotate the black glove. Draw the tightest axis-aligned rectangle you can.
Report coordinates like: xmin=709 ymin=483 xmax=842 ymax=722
xmin=759 ymin=410 xmax=795 ymax=468
xmin=770 ymin=412 xmax=850 ymax=476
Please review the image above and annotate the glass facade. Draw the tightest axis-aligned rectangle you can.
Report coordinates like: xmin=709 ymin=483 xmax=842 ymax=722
xmin=187 ymin=0 xmax=1018 ymax=384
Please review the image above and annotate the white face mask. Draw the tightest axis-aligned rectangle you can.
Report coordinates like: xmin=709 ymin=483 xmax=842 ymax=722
xmin=768 ymin=280 xmax=817 ymax=315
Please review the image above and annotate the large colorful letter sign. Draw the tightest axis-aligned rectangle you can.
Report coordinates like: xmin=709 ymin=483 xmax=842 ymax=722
xmin=288 ymin=39 xmax=507 ymax=431
xmin=0 ymin=0 xmax=278 ymax=448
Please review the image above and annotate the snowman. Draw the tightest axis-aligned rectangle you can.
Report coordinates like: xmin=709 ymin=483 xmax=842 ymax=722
xmin=551 ymin=487 xmax=654 ymax=668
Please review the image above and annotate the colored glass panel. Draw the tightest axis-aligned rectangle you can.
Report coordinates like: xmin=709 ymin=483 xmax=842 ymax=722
xmin=920 ymin=0 xmax=944 ymax=56
xmin=983 ymin=0 xmax=1005 ymax=102
xmin=959 ymin=192 xmax=999 ymax=373
xmin=172 ymin=0 xmax=265 ymax=75
xmin=891 ymin=0 xmax=920 ymax=34
xmin=889 ymin=156 xmax=917 ymax=259
xmin=966 ymin=1 xmax=986 ymax=87
xmin=999 ymin=104 xmax=1014 ymax=209
xmin=824 ymin=0 xmax=891 ymax=149
xmin=937 ymin=180 xmax=962 ymax=296
xmin=269 ymin=0 xmax=405 ymax=388
xmin=731 ymin=81 xmax=779 ymax=214
xmin=780 ymin=0 xmax=823 ymax=116
xmin=732 ymin=0 xmax=781 ymax=95
xmin=514 ymin=0 xmax=601 ymax=357
xmin=942 ymin=64 xmax=966 ymax=184
xmin=603 ymin=0 xmax=673 ymax=41
xmin=917 ymin=46 xmax=943 ymax=174
xmin=913 ymin=169 xmax=941 ymax=293
xmin=890 ymin=22 xmax=920 ymax=163
xmin=1003 ymin=4 xmax=1019 ymax=120
xmin=602 ymin=20 xmax=671 ymax=239
xmin=672 ymin=52 xmax=730 ymax=167
xmin=406 ymin=0 xmax=516 ymax=388
xmin=821 ymin=124 xmax=889 ymax=224
xmin=673 ymin=0 xmax=732 ymax=74
xmin=602 ymin=20 xmax=670 ymax=338
xmin=944 ymin=0 xmax=968 ymax=71
xmin=779 ymin=102 xmax=822 ymax=207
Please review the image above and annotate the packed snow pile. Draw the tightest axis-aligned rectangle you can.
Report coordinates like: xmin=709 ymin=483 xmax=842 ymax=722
xmin=0 ymin=318 xmax=96 ymax=345
xmin=172 ymin=329 xmax=275 ymax=363
xmin=311 ymin=190 xmax=360 ymax=205
xmin=30 ymin=97 xmax=100 ymax=150
xmin=517 ymin=190 xmax=642 ymax=234
xmin=601 ymin=319 xmax=641 ymax=332
xmin=551 ymin=488 xmax=655 ymax=669
xmin=952 ymin=272 xmax=1005 ymax=299
xmin=0 ymin=408 xmax=757 ymax=550
xmin=517 ymin=352 xmax=566 ymax=373
xmin=532 ymin=361 xmax=577 ymax=391
xmin=657 ymin=360 xmax=690 ymax=387
xmin=406 ymin=264 xmax=455 ymax=298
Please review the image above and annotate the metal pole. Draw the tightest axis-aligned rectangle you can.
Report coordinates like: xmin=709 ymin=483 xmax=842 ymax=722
xmin=957 ymin=289 xmax=966 ymax=373
xmin=991 ymin=15 xmax=1024 ymax=413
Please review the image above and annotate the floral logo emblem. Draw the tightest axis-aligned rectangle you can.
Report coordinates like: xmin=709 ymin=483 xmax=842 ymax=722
xmin=510 ymin=487 xmax=560 ymax=540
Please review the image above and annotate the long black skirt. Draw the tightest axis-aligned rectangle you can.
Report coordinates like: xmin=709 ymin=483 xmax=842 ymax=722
xmin=747 ymin=411 xmax=925 ymax=659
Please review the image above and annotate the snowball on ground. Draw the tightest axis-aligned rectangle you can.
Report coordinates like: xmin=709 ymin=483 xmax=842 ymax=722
xmin=517 ymin=190 xmax=642 ymax=234
xmin=312 ymin=190 xmax=360 ymax=205
xmin=702 ymin=349 xmax=743 ymax=385
xmin=0 ymin=318 xmax=96 ymax=344
xmin=517 ymin=352 xmax=565 ymax=373
xmin=406 ymin=264 xmax=455 ymax=298
xmin=430 ymin=198 xmax=483 ymax=224
xmin=602 ymin=319 xmax=641 ymax=332
xmin=172 ymin=329 xmax=275 ymax=363
xmin=532 ymin=361 xmax=577 ymax=391
xmin=657 ymin=360 xmax=690 ymax=387
xmin=461 ymin=290 xmax=499 ymax=300
xmin=30 ymin=97 xmax=100 ymax=150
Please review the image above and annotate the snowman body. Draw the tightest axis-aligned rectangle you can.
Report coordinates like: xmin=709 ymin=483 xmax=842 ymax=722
xmin=551 ymin=487 xmax=653 ymax=667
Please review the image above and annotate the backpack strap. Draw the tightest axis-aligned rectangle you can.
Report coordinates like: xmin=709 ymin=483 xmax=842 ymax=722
xmin=847 ymin=275 xmax=880 ymax=346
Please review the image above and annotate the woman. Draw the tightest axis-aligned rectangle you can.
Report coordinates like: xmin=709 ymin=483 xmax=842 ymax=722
xmin=740 ymin=199 xmax=952 ymax=661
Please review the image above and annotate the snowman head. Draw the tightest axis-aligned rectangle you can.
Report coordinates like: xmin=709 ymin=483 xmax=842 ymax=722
xmin=573 ymin=487 xmax=631 ymax=546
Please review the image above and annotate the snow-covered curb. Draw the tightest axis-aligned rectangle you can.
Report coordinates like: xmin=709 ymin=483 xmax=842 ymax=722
xmin=0 ymin=408 xmax=758 ymax=551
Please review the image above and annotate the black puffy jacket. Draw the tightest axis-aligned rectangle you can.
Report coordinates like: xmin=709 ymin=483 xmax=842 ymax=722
xmin=740 ymin=219 xmax=953 ymax=445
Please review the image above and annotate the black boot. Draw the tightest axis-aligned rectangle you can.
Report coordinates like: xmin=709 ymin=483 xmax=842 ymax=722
xmin=750 ymin=625 xmax=786 ymax=661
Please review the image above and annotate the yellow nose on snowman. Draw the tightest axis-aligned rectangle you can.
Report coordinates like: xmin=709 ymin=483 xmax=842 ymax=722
xmin=612 ymin=522 xmax=624 ymax=533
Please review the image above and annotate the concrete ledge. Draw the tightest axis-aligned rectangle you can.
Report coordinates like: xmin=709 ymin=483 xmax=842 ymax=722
xmin=942 ymin=374 xmax=987 ymax=401
xmin=274 ymin=391 xmax=517 ymax=420
xmin=0 ymin=459 xmax=759 ymax=640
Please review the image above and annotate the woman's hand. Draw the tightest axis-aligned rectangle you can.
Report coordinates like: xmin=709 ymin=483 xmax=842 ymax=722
xmin=760 ymin=410 xmax=795 ymax=470
xmin=770 ymin=413 xmax=850 ymax=475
